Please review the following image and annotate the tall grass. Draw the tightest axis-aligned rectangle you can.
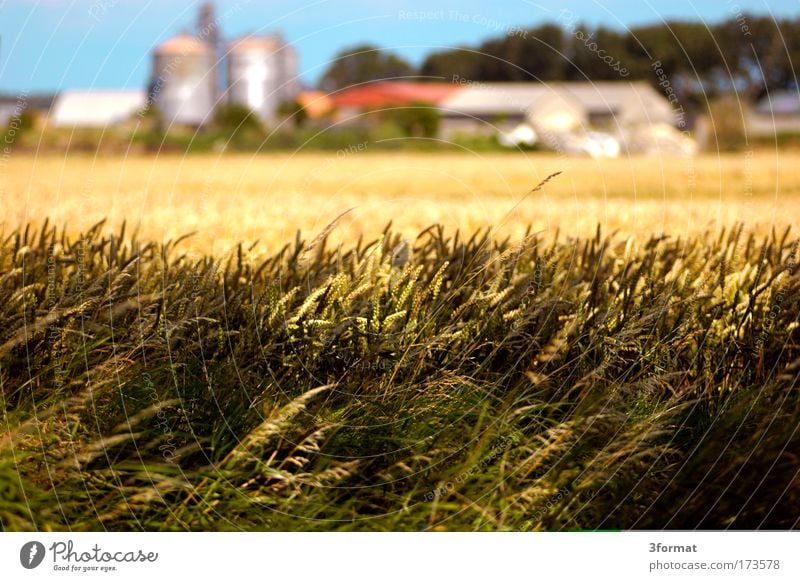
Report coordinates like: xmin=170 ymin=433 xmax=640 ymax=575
xmin=1 ymin=220 xmax=798 ymax=530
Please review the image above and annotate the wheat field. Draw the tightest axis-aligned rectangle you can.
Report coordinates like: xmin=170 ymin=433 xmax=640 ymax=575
xmin=2 ymin=151 xmax=797 ymax=253
xmin=2 ymin=150 xmax=799 ymax=531
xmin=2 ymin=216 xmax=798 ymax=531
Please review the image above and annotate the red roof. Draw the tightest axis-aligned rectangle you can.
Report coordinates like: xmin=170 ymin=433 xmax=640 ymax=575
xmin=330 ymin=82 xmax=461 ymax=109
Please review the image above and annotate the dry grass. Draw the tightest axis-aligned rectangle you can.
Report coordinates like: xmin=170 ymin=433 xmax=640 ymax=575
xmin=2 ymin=151 xmax=798 ymax=253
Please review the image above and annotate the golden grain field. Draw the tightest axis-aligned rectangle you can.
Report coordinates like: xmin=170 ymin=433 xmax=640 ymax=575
xmin=1 ymin=151 xmax=797 ymax=253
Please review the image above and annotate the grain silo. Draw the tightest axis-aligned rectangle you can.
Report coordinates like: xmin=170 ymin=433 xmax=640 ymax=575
xmin=277 ymin=43 xmax=301 ymax=103
xmin=226 ymin=35 xmax=300 ymax=123
xmin=150 ymin=34 xmax=217 ymax=127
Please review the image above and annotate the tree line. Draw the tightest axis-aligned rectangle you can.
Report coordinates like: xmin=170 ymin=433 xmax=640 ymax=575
xmin=320 ymin=14 xmax=800 ymax=104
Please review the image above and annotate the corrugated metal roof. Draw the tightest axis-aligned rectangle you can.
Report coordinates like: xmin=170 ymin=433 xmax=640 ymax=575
xmin=560 ymin=81 xmax=664 ymax=111
xmin=51 ymin=90 xmax=146 ymax=127
xmin=558 ymin=82 xmax=675 ymax=126
xmin=440 ymin=81 xmax=672 ymax=115
xmin=440 ymin=83 xmax=552 ymax=115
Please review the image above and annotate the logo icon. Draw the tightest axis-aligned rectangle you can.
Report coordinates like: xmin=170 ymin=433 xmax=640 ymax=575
xmin=20 ymin=541 xmax=46 ymax=569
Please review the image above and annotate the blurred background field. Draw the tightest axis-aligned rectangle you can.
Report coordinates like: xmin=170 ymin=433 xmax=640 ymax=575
xmin=2 ymin=151 xmax=797 ymax=254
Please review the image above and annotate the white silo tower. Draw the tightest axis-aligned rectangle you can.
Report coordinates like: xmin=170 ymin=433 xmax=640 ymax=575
xmin=226 ymin=35 xmax=300 ymax=123
xmin=150 ymin=34 xmax=217 ymax=127
xmin=277 ymin=42 xmax=301 ymax=103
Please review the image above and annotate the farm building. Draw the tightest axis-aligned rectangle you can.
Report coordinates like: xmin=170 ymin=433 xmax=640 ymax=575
xmin=437 ymin=83 xmax=587 ymax=137
xmin=50 ymin=90 xmax=146 ymax=127
xmin=296 ymin=91 xmax=335 ymax=119
xmin=330 ymin=81 xmax=460 ymax=110
xmin=148 ymin=34 xmax=218 ymax=127
xmin=1 ymin=93 xmax=55 ymax=126
xmin=746 ymin=90 xmax=800 ymax=137
xmin=140 ymin=2 xmax=300 ymax=126
xmin=0 ymin=100 xmax=22 ymax=127
xmin=328 ymin=80 xmax=694 ymax=156
xmin=226 ymin=34 xmax=301 ymax=123
xmin=560 ymin=82 xmax=694 ymax=155
xmin=561 ymin=82 xmax=676 ymax=128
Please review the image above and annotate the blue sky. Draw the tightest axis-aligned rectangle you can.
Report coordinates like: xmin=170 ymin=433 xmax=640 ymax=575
xmin=1 ymin=0 xmax=798 ymax=93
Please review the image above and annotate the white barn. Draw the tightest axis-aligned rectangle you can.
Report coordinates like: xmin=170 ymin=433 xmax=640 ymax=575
xmin=561 ymin=82 xmax=676 ymax=127
xmin=438 ymin=81 xmax=691 ymax=155
xmin=439 ymin=83 xmax=587 ymax=137
xmin=50 ymin=90 xmax=146 ymax=127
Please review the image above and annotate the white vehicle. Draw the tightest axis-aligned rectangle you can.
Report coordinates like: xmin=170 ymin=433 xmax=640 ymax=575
xmin=498 ymin=123 xmax=538 ymax=148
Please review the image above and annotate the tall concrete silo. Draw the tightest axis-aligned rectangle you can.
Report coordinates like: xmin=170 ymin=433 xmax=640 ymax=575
xmin=150 ymin=34 xmax=217 ymax=127
xmin=226 ymin=35 xmax=300 ymax=123
xmin=277 ymin=43 xmax=301 ymax=103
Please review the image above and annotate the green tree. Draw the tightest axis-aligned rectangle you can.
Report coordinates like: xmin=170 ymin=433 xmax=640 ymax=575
xmin=707 ymin=95 xmax=748 ymax=151
xmin=212 ymin=103 xmax=263 ymax=133
xmin=277 ymin=99 xmax=309 ymax=128
xmin=2 ymin=109 xmax=37 ymax=149
xmin=566 ymin=25 xmax=632 ymax=80
xmin=319 ymin=45 xmax=414 ymax=91
xmin=422 ymin=25 xmax=568 ymax=82
xmin=420 ymin=48 xmax=483 ymax=81
xmin=383 ymin=103 xmax=440 ymax=138
xmin=210 ymin=104 xmax=265 ymax=150
xmin=492 ymin=23 xmax=567 ymax=80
